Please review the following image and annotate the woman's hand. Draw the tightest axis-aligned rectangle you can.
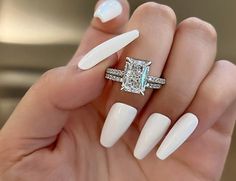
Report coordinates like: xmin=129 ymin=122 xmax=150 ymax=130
xmin=0 ymin=1 xmax=235 ymax=181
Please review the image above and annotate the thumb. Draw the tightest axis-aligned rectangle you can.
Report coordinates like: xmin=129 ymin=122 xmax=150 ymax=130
xmin=0 ymin=29 xmax=139 ymax=157
xmin=0 ymin=62 xmax=112 ymax=152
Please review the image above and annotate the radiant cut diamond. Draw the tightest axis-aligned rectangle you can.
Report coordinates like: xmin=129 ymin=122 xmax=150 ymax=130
xmin=121 ymin=57 xmax=151 ymax=95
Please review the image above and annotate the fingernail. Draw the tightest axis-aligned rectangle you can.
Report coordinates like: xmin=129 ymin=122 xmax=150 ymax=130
xmin=100 ymin=102 xmax=137 ymax=147
xmin=134 ymin=113 xmax=171 ymax=160
xmin=94 ymin=0 xmax=122 ymax=23
xmin=78 ymin=30 xmax=139 ymax=70
xmin=156 ymin=113 xmax=198 ymax=160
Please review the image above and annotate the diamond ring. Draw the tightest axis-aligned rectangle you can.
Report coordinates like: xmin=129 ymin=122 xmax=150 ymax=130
xmin=105 ymin=57 xmax=166 ymax=95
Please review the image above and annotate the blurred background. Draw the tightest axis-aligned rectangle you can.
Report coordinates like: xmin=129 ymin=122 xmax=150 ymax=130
xmin=0 ymin=0 xmax=235 ymax=180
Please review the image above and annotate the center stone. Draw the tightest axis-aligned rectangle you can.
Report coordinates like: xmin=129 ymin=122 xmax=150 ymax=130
xmin=121 ymin=57 xmax=150 ymax=95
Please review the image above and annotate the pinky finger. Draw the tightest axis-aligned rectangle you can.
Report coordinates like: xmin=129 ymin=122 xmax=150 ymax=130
xmin=187 ymin=60 xmax=236 ymax=138
xmin=156 ymin=60 xmax=236 ymax=160
xmin=210 ymin=96 xmax=236 ymax=137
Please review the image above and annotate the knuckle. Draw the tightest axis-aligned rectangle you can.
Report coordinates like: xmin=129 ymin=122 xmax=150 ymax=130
xmin=39 ymin=69 xmax=56 ymax=85
xmin=174 ymin=91 xmax=192 ymax=107
xmin=215 ymin=60 xmax=236 ymax=96
xmin=0 ymin=138 xmax=21 ymax=171
xmin=135 ymin=2 xmax=176 ymax=25
xmin=123 ymin=0 xmax=130 ymax=11
xmin=31 ymin=68 xmax=60 ymax=92
xmin=215 ymin=60 xmax=236 ymax=73
xmin=167 ymin=84 xmax=194 ymax=109
xmin=200 ymin=60 xmax=236 ymax=108
xmin=214 ymin=60 xmax=236 ymax=82
xmin=178 ymin=17 xmax=217 ymax=41
xmin=201 ymin=84 xmax=226 ymax=110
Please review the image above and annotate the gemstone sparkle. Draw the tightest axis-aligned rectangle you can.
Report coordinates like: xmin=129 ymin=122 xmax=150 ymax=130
xmin=121 ymin=57 xmax=150 ymax=95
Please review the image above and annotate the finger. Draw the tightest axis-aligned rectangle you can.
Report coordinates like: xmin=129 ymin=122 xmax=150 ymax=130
xmin=69 ymin=0 xmax=130 ymax=65
xmin=135 ymin=17 xmax=217 ymax=159
xmin=101 ymin=2 xmax=176 ymax=147
xmin=157 ymin=60 xmax=236 ymax=160
xmin=213 ymin=100 xmax=236 ymax=136
xmin=0 ymin=1 xmax=133 ymax=160
xmin=141 ymin=17 xmax=217 ymax=125
xmin=187 ymin=60 xmax=236 ymax=137
xmin=93 ymin=0 xmax=130 ymax=33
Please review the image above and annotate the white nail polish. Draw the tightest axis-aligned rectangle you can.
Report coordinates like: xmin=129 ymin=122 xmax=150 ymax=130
xmin=156 ymin=113 xmax=198 ymax=160
xmin=100 ymin=103 xmax=137 ymax=148
xmin=94 ymin=0 xmax=122 ymax=23
xmin=78 ymin=30 xmax=139 ymax=70
xmin=134 ymin=113 xmax=171 ymax=160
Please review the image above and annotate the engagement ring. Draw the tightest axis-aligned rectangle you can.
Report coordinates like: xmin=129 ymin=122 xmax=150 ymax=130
xmin=105 ymin=57 xmax=166 ymax=95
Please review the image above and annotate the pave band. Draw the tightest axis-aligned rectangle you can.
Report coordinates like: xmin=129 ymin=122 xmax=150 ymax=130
xmin=105 ymin=57 xmax=166 ymax=95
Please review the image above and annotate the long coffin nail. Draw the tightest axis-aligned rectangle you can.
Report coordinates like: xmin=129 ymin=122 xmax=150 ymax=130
xmin=100 ymin=103 xmax=137 ymax=148
xmin=134 ymin=113 xmax=171 ymax=160
xmin=94 ymin=0 xmax=122 ymax=23
xmin=156 ymin=113 xmax=198 ymax=160
xmin=78 ymin=30 xmax=139 ymax=70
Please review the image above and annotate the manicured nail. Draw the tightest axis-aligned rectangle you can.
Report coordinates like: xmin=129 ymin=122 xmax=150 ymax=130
xmin=156 ymin=113 xmax=198 ymax=160
xmin=94 ymin=0 xmax=122 ymax=23
xmin=78 ymin=30 xmax=139 ymax=70
xmin=100 ymin=103 xmax=137 ymax=147
xmin=134 ymin=113 xmax=171 ymax=160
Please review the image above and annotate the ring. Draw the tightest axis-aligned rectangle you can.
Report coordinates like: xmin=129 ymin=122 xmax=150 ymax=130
xmin=105 ymin=57 xmax=166 ymax=95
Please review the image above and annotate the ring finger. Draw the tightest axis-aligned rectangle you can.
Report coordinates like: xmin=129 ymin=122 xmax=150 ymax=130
xmin=100 ymin=2 xmax=176 ymax=147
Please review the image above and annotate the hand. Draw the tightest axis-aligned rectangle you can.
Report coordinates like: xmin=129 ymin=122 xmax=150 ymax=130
xmin=0 ymin=1 xmax=235 ymax=181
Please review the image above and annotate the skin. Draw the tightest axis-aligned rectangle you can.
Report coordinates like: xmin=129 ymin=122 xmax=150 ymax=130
xmin=0 ymin=1 xmax=236 ymax=181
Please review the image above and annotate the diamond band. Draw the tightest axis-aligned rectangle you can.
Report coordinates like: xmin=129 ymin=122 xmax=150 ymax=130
xmin=106 ymin=68 xmax=124 ymax=77
xmin=105 ymin=73 xmax=123 ymax=83
xmin=105 ymin=57 xmax=166 ymax=95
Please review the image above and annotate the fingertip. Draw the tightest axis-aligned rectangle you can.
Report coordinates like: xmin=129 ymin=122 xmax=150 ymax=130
xmin=94 ymin=0 xmax=123 ymax=23
xmin=92 ymin=0 xmax=130 ymax=34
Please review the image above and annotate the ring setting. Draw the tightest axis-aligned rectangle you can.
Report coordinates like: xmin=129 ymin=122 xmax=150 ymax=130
xmin=105 ymin=57 xmax=166 ymax=95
